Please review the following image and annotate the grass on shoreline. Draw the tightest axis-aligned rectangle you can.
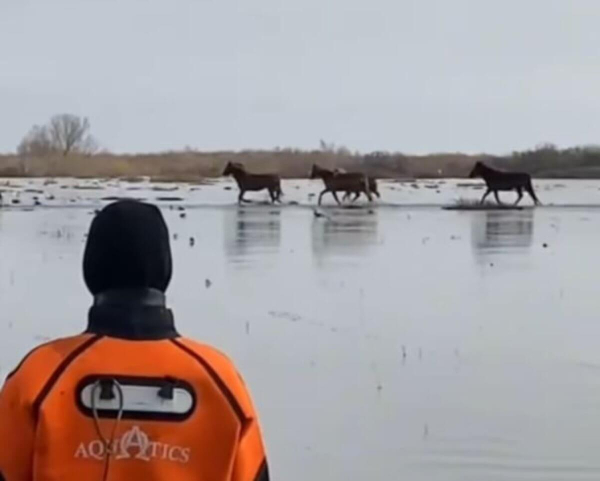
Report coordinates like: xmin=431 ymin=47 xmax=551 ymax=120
xmin=0 ymin=151 xmax=480 ymax=182
xmin=4 ymin=145 xmax=600 ymax=182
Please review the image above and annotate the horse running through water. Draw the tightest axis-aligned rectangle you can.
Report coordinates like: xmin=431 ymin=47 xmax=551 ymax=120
xmin=342 ymin=177 xmax=381 ymax=202
xmin=222 ymin=162 xmax=283 ymax=204
xmin=332 ymin=168 xmax=380 ymax=202
xmin=469 ymin=161 xmax=540 ymax=205
xmin=310 ymin=164 xmax=373 ymax=206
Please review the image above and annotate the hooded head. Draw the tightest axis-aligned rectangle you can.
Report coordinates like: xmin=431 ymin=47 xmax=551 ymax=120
xmin=83 ymin=200 xmax=172 ymax=296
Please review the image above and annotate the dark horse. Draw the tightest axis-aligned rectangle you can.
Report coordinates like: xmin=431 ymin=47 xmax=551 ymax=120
xmin=223 ymin=162 xmax=283 ymax=204
xmin=469 ymin=161 xmax=540 ymax=205
xmin=342 ymin=177 xmax=381 ymax=202
xmin=310 ymin=165 xmax=372 ymax=206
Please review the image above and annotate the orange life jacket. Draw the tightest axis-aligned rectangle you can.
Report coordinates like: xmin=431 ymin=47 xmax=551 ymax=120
xmin=0 ymin=334 xmax=268 ymax=481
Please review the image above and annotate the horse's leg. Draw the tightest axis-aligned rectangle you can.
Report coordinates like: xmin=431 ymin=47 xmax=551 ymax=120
xmin=493 ymin=190 xmax=502 ymax=205
xmin=342 ymin=192 xmax=350 ymax=202
xmin=238 ymin=189 xmax=246 ymax=205
xmin=352 ymin=192 xmax=360 ymax=203
xmin=514 ymin=187 xmax=523 ymax=205
xmin=526 ymin=180 xmax=540 ymax=205
xmin=268 ymin=188 xmax=276 ymax=204
xmin=365 ymin=184 xmax=373 ymax=203
xmin=318 ymin=190 xmax=327 ymax=206
xmin=480 ymin=189 xmax=491 ymax=204
xmin=332 ymin=190 xmax=342 ymax=205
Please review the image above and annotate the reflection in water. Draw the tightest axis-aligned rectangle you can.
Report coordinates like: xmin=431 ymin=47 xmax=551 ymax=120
xmin=471 ymin=210 xmax=534 ymax=257
xmin=4 ymin=202 xmax=600 ymax=481
xmin=312 ymin=208 xmax=378 ymax=263
xmin=223 ymin=207 xmax=281 ymax=264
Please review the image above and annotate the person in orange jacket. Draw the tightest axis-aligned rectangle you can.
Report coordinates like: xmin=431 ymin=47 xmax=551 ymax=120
xmin=0 ymin=200 xmax=269 ymax=481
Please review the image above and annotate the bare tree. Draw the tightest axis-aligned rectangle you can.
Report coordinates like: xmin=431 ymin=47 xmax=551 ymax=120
xmin=17 ymin=114 xmax=98 ymax=157
xmin=319 ymin=139 xmax=336 ymax=153
xmin=17 ymin=125 xmax=55 ymax=156
xmin=47 ymin=114 xmax=96 ymax=156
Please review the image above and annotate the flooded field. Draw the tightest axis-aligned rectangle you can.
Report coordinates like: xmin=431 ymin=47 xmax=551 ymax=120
xmin=1 ymin=178 xmax=600 ymax=480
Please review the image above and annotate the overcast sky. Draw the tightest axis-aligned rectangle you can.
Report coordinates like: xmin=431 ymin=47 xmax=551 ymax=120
xmin=1 ymin=0 xmax=599 ymax=154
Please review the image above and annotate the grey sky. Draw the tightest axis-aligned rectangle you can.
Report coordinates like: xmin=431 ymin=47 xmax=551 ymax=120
xmin=1 ymin=0 xmax=599 ymax=154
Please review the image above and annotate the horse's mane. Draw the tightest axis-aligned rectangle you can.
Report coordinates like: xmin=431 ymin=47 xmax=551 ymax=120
xmin=228 ymin=162 xmax=246 ymax=171
xmin=477 ymin=161 xmax=502 ymax=173
xmin=318 ymin=168 xmax=338 ymax=178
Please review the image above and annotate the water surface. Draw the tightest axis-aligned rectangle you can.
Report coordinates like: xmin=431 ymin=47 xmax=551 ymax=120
xmin=1 ymin=179 xmax=600 ymax=480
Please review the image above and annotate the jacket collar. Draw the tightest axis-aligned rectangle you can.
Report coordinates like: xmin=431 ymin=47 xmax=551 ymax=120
xmin=86 ymin=288 xmax=179 ymax=340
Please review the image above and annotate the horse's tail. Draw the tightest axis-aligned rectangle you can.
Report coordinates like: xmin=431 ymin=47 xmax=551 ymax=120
xmin=371 ymin=178 xmax=381 ymax=198
xmin=276 ymin=178 xmax=284 ymax=199
xmin=526 ymin=177 xmax=540 ymax=205
xmin=363 ymin=175 xmax=372 ymax=202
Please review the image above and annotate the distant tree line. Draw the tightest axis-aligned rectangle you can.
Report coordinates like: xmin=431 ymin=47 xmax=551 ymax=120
xmin=488 ymin=143 xmax=600 ymax=178
xmin=13 ymin=118 xmax=600 ymax=179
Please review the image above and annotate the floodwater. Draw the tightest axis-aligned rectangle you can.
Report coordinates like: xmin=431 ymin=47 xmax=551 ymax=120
xmin=2 ymin=178 xmax=600 ymax=480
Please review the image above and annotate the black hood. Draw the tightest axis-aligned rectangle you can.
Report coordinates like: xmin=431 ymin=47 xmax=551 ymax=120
xmin=83 ymin=200 xmax=177 ymax=340
xmin=83 ymin=200 xmax=172 ymax=294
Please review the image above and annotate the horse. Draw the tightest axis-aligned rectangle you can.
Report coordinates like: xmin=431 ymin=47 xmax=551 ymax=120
xmin=222 ymin=162 xmax=283 ymax=204
xmin=342 ymin=177 xmax=381 ymax=202
xmin=469 ymin=161 xmax=540 ymax=205
xmin=310 ymin=164 xmax=372 ymax=206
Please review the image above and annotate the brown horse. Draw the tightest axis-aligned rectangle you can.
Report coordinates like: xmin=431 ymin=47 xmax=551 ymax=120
xmin=469 ymin=161 xmax=540 ymax=205
xmin=310 ymin=165 xmax=372 ymax=206
xmin=342 ymin=177 xmax=381 ymax=202
xmin=223 ymin=162 xmax=283 ymax=204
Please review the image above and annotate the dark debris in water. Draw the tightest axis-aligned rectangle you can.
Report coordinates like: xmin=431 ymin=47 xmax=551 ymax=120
xmin=443 ymin=204 xmax=525 ymax=211
xmin=73 ymin=185 xmax=103 ymax=190
xmin=101 ymin=196 xmax=147 ymax=202
xmin=156 ymin=197 xmax=184 ymax=202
